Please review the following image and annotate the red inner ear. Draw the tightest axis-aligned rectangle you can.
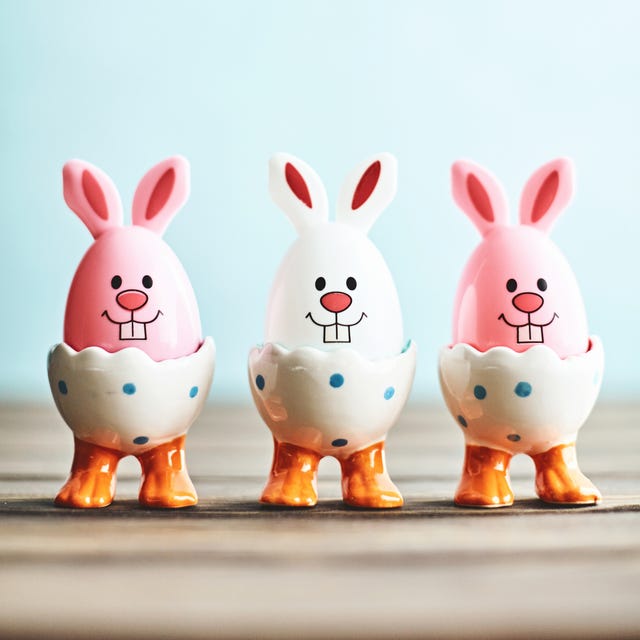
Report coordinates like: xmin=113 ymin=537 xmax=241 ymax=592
xmin=146 ymin=168 xmax=175 ymax=220
xmin=81 ymin=170 xmax=109 ymax=221
xmin=531 ymin=170 xmax=559 ymax=223
xmin=285 ymin=162 xmax=312 ymax=208
xmin=351 ymin=160 xmax=381 ymax=210
xmin=466 ymin=174 xmax=494 ymax=222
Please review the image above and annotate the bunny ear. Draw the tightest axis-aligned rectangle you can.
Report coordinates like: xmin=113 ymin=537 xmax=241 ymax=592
xmin=451 ymin=160 xmax=509 ymax=236
xmin=269 ymin=153 xmax=329 ymax=234
xmin=519 ymin=158 xmax=574 ymax=233
xmin=335 ymin=153 xmax=397 ymax=234
xmin=62 ymin=160 xmax=123 ymax=239
xmin=132 ymin=156 xmax=190 ymax=235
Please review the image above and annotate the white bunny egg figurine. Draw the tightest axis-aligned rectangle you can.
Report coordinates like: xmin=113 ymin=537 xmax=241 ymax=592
xmin=249 ymin=153 xmax=417 ymax=508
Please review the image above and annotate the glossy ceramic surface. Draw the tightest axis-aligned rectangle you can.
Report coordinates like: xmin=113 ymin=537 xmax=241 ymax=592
xmin=450 ymin=158 xmax=589 ymax=358
xmin=51 ymin=156 xmax=213 ymax=508
xmin=49 ymin=337 xmax=215 ymax=454
xmin=443 ymin=158 xmax=602 ymax=507
xmin=439 ymin=337 xmax=603 ymax=456
xmin=63 ymin=156 xmax=202 ymax=360
xmin=249 ymin=341 xmax=416 ymax=457
xmin=251 ymin=152 xmax=415 ymax=507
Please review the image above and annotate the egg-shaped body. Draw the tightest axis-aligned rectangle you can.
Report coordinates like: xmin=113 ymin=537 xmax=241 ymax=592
xmin=65 ymin=226 xmax=202 ymax=361
xmin=453 ymin=226 xmax=589 ymax=358
xmin=265 ymin=224 xmax=404 ymax=359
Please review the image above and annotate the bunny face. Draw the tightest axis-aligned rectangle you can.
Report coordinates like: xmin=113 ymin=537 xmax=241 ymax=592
xmin=62 ymin=157 xmax=202 ymax=362
xmin=450 ymin=158 xmax=589 ymax=359
xmin=263 ymin=153 xmax=404 ymax=360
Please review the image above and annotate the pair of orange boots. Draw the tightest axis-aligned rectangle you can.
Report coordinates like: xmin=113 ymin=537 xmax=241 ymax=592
xmin=55 ymin=437 xmax=401 ymax=509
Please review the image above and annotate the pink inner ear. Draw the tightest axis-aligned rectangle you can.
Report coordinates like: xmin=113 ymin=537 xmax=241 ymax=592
xmin=466 ymin=173 xmax=494 ymax=222
xmin=285 ymin=162 xmax=312 ymax=209
xmin=531 ymin=170 xmax=559 ymax=223
xmin=351 ymin=160 xmax=381 ymax=210
xmin=146 ymin=167 xmax=176 ymax=220
xmin=82 ymin=170 xmax=109 ymax=221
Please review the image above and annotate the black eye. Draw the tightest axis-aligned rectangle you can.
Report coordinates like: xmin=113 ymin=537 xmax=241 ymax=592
xmin=111 ymin=275 xmax=122 ymax=289
xmin=315 ymin=277 xmax=326 ymax=291
xmin=537 ymin=278 xmax=547 ymax=292
xmin=142 ymin=275 xmax=153 ymax=289
xmin=346 ymin=277 xmax=357 ymax=291
xmin=506 ymin=279 xmax=517 ymax=293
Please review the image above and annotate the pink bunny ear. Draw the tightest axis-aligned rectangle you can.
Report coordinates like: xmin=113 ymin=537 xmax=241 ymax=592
xmin=451 ymin=160 xmax=509 ymax=236
xmin=62 ymin=160 xmax=123 ymax=239
xmin=519 ymin=158 xmax=574 ymax=233
xmin=336 ymin=153 xmax=397 ymax=234
xmin=269 ymin=153 xmax=329 ymax=234
xmin=132 ymin=156 xmax=190 ymax=235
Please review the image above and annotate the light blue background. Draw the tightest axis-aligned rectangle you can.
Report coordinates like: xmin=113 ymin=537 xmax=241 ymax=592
xmin=1 ymin=0 xmax=637 ymax=402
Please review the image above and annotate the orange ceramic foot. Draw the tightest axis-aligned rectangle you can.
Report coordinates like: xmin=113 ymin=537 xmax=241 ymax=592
xmin=260 ymin=439 xmax=321 ymax=507
xmin=55 ymin=437 xmax=122 ymax=508
xmin=137 ymin=435 xmax=197 ymax=508
xmin=532 ymin=443 xmax=601 ymax=505
xmin=455 ymin=444 xmax=514 ymax=508
xmin=340 ymin=441 xmax=403 ymax=509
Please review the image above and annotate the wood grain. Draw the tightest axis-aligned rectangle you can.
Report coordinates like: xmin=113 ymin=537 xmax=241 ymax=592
xmin=1 ymin=402 xmax=639 ymax=639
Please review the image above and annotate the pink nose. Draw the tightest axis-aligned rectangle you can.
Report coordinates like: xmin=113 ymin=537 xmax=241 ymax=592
xmin=512 ymin=292 xmax=544 ymax=314
xmin=321 ymin=291 xmax=352 ymax=314
xmin=116 ymin=289 xmax=148 ymax=311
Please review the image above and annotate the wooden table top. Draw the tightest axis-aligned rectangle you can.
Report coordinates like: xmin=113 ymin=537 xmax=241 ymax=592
xmin=1 ymin=402 xmax=639 ymax=639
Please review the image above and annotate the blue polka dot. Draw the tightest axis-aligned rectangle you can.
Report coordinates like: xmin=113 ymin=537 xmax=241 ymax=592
xmin=133 ymin=436 xmax=149 ymax=445
xmin=457 ymin=415 xmax=468 ymax=428
xmin=331 ymin=438 xmax=348 ymax=447
xmin=514 ymin=382 xmax=532 ymax=398
xmin=329 ymin=373 xmax=344 ymax=388
xmin=384 ymin=386 xmax=395 ymax=400
xmin=58 ymin=380 xmax=68 ymax=395
xmin=473 ymin=385 xmax=487 ymax=400
xmin=507 ymin=434 xmax=521 ymax=442
xmin=122 ymin=383 xmax=136 ymax=395
xmin=255 ymin=374 xmax=265 ymax=390
xmin=189 ymin=386 xmax=199 ymax=398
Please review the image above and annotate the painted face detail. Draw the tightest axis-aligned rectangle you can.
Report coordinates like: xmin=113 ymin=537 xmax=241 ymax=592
xmin=498 ymin=277 xmax=558 ymax=344
xmin=101 ymin=274 xmax=163 ymax=341
xmin=306 ymin=276 xmax=367 ymax=344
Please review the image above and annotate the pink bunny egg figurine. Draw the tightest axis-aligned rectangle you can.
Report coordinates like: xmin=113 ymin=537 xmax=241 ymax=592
xmin=48 ymin=157 xmax=215 ymax=508
xmin=439 ymin=158 xmax=603 ymax=508
xmin=248 ymin=153 xmax=417 ymax=508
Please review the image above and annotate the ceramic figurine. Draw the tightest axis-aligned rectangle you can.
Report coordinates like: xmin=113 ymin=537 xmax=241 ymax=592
xmin=249 ymin=152 xmax=416 ymax=508
xmin=439 ymin=158 xmax=603 ymax=507
xmin=48 ymin=156 xmax=215 ymax=508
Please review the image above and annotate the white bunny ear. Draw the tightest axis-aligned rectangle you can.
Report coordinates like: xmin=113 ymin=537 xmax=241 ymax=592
xmin=451 ymin=160 xmax=509 ymax=236
xmin=336 ymin=153 xmax=397 ymax=233
xmin=62 ymin=160 xmax=123 ymax=239
xmin=132 ymin=156 xmax=190 ymax=236
xmin=269 ymin=153 xmax=329 ymax=234
xmin=519 ymin=158 xmax=574 ymax=234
